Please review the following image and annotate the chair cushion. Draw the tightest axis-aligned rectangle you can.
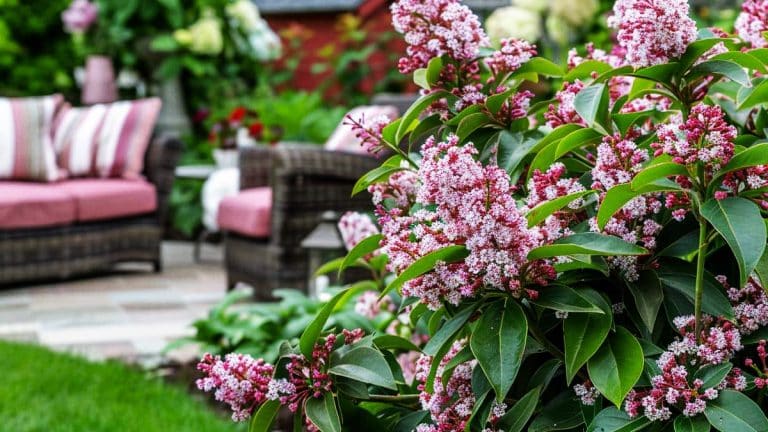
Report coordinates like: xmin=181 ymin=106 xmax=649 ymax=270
xmin=217 ymin=187 xmax=272 ymax=238
xmin=0 ymin=94 xmax=65 ymax=182
xmin=54 ymin=178 xmax=157 ymax=222
xmin=0 ymin=182 xmax=76 ymax=229
xmin=323 ymin=105 xmax=398 ymax=155
xmin=53 ymin=98 xmax=162 ymax=179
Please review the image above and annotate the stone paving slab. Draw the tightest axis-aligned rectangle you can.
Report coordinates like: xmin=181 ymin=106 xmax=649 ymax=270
xmin=0 ymin=241 xmax=228 ymax=366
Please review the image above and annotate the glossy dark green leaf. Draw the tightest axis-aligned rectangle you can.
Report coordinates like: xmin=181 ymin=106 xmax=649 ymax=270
xmin=373 ymin=334 xmax=421 ymax=352
xmin=514 ymin=57 xmax=564 ymax=78
xmin=249 ymin=400 xmax=281 ymax=432
xmin=352 ymin=164 xmax=403 ymax=196
xmin=597 ymin=181 xmax=681 ymax=230
xmin=470 ymin=300 xmax=527 ymax=402
xmin=688 ymin=60 xmax=751 ymax=87
xmin=531 ymin=284 xmax=605 ymax=314
xmin=630 ymin=63 xmax=681 ymax=84
xmin=693 ymin=363 xmax=732 ymax=390
xmin=704 ymin=390 xmax=768 ymax=432
xmin=300 ymin=287 xmax=367 ymax=358
xmin=574 ymin=83 xmax=609 ymax=130
xmin=710 ymin=143 xmax=768 ymax=192
xmin=394 ymin=411 xmax=430 ymax=432
xmin=631 ymin=163 xmax=689 ymax=191
xmin=526 ymin=190 xmax=595 ymax=228
xmin=305 ymin=393 xmax=341 ymax=432
xmin=563 ymin=289 xmax=612 ymax=383
xmin=383 ymin=245 xmax=469 ymax=297
xmin=658 ymin=263 xmax=735 ymax=320
xmin=587 ymin=407 xmax=651 ymax=432
xmin=587 ymin=326 xmax=644 ymax=407
xmin=528 ymin=233 xmax=647 ymax=260
xmin=564 ymin=60 xmax=613 ymax=81
xmin=457 ymin=112 xmax=494 ymax=141
xmin=338 ymin=234 xmax=382 ymax=275
xmin=738 ymin=79 xmax=768 ymax=109
xmin=529 ymin=392 xmax=584 ymax=432
xmin=395 ymin=91 xmax=448 ymax=143
xmin=701 ymin=197 xmax=767 ymax=286
xmin=626 ymin=270 xmax=663 ymax=333
xmin=423 ymin=303 xmax=478 ymax=356
xmin=498 ymin=386 xmax=541 ymax=432
xmin=673 ymin=415 xmax=710 ymax=432
xmin=329 ymin=346 xmax=396 ymax=390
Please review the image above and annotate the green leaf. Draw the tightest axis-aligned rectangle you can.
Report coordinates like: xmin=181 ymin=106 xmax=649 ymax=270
xmin=395 ymin=91 xmax=448 ymax=143
xmin=738 ymin=79 xmax=768 ymax=109
xmin=528 ymin=233 xmax=648 ymax=260
xmin=626 ymin=271 xmax=663 ymax=333
xmin=694 ymin=363 xmax=732 ymax=390
xmin=305 ymin=393 xmax=341 ymax=432
xmin=755 ymin=248 xmax=768 ymax=287
xmin=413 ymin=68 xmax=429 ymax=90
xmin=574 ymin=84 xmax=609 ymax=130
xmin=314 ymin=257 xmax=346 ymax=276
xmin=395 ymin=411 xmax=430 ymax=432
xmin=564 ymin=60 xmax=613 ymax=82
xmin=531 ymin=285 xmax=605 ymax=314
xmin=587 ymin=326 xmax=644 ymax=407
xmin=631 ymin=163 xmax=689 ymax=190
xmin=526 ymin=190 xmax=595 ymax=228
xmin=352 ymin=164 xmax=403 ymax=196
xmin=299 ymin=287 xmax=366 ymax=358
xmin=514 ymin=57 xmax=564 ymax=78
xmin=498 ymin=386 xmax=541 ymax=432
xmin=701 ymin=197 xmax=767 ymax=286
xmin=679 ymin=38 xmax=733 ymax=70
xmin=630 ymin=63 xmax=681 ymax=83
xmin=471 ymin=300 xmax=527 ymax=402
xmin=704 ymin=390 xmax=768 ymax=432
xmin=338 ymin=234 xmax=382 ymax=276
xmin=673 ymin=415 xmax=710 ymax=432
xmin=423 ymin=304 xmax=478 ymax=356
xmin=564 ymin=289 xmax=612 ymax=383
xmin=597 ymin=181 xmax=681 ymax=230
xmin=457 ymin=112 xmax=494 ymax=141
xmin=383 ymin=245 xmax=469 ymax=297
xmin=249 ymin=400 xmax=281 ymax=432
xmin=427 ymin=56 xmax=443 ymax=86
xmin=587 ymin=407 xmax=651 ymax=432
xmin=329 ymin=346 xmax=396 ymax=390
xmin=373 ymin=334 xmax=421 ymax=352
xmin=658 ymin=263 xmax=735 ymax=320
xmin=688 ymin=60 xmax=752 ymax=87
xmin=529 ymin=392 xmax=584 ymax=432
xmin=497 ymin=130 xmax=541 ymax=175
xmin=710 ymin=143 xmax=768 ymax=191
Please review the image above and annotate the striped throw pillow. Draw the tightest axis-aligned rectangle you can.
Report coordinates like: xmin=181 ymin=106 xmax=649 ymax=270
xmin=53 ymin=98 xmax=162 ymax=179
xmin=0 ymin=95 xmax=65 ymax=182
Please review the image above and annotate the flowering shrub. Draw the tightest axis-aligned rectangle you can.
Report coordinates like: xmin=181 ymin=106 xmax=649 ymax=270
xmin=198 ymin=0 xmax=768 ymax=430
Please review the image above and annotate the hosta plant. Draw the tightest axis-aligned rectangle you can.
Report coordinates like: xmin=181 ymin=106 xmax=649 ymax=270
xmin=196 ymin=0 xmax=768 ymax=431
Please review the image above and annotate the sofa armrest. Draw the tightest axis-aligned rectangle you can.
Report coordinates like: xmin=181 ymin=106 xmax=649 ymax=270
xmin=144 ymin=134 xmax=184 ymax=225
xmin=239 ymin=146 xmax=273 ymax=190
xmin=272 ymin=143 xmax=380 ymax=181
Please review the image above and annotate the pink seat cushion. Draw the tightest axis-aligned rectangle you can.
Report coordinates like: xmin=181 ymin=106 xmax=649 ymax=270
xmin=324 ymin=105 xmax=398 ymax=155
xmin=53 ymin=178 xmax=157 ymax=222
xmin=0 ymin=182 xmax=76 ymax=229
xmin=217 ymin=187 xmax=272 ymax=238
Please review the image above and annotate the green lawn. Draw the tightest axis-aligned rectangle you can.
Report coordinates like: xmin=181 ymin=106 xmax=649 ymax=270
xmin=0 ymin=340 xmax=242 ymax=432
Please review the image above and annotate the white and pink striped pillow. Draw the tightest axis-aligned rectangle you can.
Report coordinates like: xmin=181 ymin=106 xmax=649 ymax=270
xmin=0 ymin=94 xmax=65 ymax=182
xmin=53 ymin=98 xmax=162 ymax=179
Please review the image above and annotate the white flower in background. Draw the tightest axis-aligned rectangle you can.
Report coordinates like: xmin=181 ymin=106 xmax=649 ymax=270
xmin=550 ymin=0 xmax=598 ymax=27
xmin=485 ymin=6 xmax=542 ymax=44
xmin=174 ymin=10 xmax=223 ymax=55
xmin=225 ymin=0 xmax=282 ymax=61
xmin=512 ymin=0 xmax=549 ymax=13
xmin=546 ymin=14 xmax=570 ymax=45
xmin=226 ymin=0 xmax=262 ymax=32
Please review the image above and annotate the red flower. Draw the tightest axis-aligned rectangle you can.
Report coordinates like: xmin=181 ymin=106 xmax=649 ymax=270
xmin=248 ymin=122 xmax=264 ymax=138
xmin=229 ymin=106 xmax=247 ymax=123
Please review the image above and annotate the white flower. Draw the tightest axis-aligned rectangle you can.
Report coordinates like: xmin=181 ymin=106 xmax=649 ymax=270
xmin=226 ymin=0 xmax=262 ymax=32
xmin=485 ymin=6 xmax=542 ymax=44
xmin=512 ymin=0 xmax=550 ymax=12
xmin=174 ymin=11 xmax=223 ymax=55
xmin=550 ymin=0 xmax=598 ymax=27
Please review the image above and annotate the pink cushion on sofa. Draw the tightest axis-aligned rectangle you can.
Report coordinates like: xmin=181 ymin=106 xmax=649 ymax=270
xmin=324 ymin=105 xmax=398 ymax=155
xmin=217 ymin=187 xmax=272 ymax=238
xmin=0 ymin=182 xmax=76 ymax=229
xmin=54 ymin=178 xmax=157 ymax=222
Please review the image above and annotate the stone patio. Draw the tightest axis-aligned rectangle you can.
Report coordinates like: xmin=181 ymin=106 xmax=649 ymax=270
xmin=0 ymin=241 xmax=229 ymax=366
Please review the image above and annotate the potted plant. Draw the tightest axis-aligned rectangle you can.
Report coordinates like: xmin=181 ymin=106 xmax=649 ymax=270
xmin=195 ymin=0 xmax=768 ymax=430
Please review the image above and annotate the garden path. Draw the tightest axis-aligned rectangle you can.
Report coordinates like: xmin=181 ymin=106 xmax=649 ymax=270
xmin=0 ymin=241 xmax=227 ymax=367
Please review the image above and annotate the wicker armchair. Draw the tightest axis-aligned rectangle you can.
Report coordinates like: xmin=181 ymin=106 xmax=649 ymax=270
xmin=0 ymin=135 xmax=183 ymax=286
xmin=223 ymin=144 xmax=380 ymax=298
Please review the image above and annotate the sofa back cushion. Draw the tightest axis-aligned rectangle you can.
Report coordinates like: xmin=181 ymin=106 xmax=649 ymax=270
xmin=0 ymin=94 xmax=64 ymax=182
xmin=53 ymin=98 xmax=162 ymax=179
xmin=324 ymin=105 xmax=398 ymax=155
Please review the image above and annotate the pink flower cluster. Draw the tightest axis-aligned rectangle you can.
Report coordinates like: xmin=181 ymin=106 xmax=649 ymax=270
xmin=745 ymin=340 xmax=768 ymax=388
xmin=378 ymin=134 xmax=553 ymax=309
xmin=574 ymin=381 xmax=601 ymax=406
xmin=721 ymin=276 xmax=768 ymax=335
xmin=344 ymin=112 xmax=393 ymax=155
xmin=735 ymin=0 xmax=768 ymax=49
xmin=625 ymin=316 xmax=745 ymax=421
xmin=61 ymin=0 xmax=98 ymax=34
xmin=415 ymin=341 xmax=507 ymax=432
xmin=494 ymin=89 xmax=534 ymax=126
xmin=545 ymin=81 xmax=587 ymax=128
xmin=196 ymin=353 xmax=274 ymax=421
xmin=525 ymin=163 xmax=585 ymax=242
xmin=486 ymin=38 xmax=537 ymax=75
xmin=338 ymin=211 xmax=379 ymax=252
xmin=591 ymin=134 xmax=662 ymax=280
xmin=719 ymin=165 xmax=768 ymax=208
xmin=608 ymin=0 xmax=698 ymax=67
xmin=390 ymin=0 xmax=489 ymax=73
xmin=369 ymin=169 xmax=419 ymax=209
xmin=354 ymin=290 xmax=395 ymax=319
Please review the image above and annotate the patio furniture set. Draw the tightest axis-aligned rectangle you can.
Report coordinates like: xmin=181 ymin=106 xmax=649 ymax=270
xmin=0 ymin=93 xmax=414 ymax=300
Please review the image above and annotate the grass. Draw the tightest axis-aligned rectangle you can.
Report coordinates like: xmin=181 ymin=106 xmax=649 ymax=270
xmin=0 ymin=340 xmax=243 ymax=432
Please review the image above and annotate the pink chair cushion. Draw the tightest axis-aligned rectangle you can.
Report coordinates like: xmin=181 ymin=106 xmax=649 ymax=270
xmin=323 ymin=105 xmax=398 ymax=155
xmin=53 ymin=178 xmax=157 ymax=222
xmin=0 ymin=182 xmax=76 ymax=229
xmin=217 ymin=187 xmax=272 ymax=238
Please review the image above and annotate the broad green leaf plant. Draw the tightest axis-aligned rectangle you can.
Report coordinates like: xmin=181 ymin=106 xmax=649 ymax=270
xmin=196 ymin=0 xmax=768 ymax=431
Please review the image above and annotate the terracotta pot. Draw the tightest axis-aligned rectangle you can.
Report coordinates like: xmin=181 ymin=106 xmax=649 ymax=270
xmin=81 ymin=55 xmax=118 ymax=105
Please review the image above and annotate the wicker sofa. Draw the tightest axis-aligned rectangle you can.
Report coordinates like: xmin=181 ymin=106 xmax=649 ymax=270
xmin=0 ymin=135 xmax=183 ymax=286
xmin=219 ymin=144 xmax=380 ymax=299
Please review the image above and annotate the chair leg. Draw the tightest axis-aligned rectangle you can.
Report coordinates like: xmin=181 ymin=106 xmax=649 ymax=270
xmin=153 ymin=259 xmax=163 ymax=273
